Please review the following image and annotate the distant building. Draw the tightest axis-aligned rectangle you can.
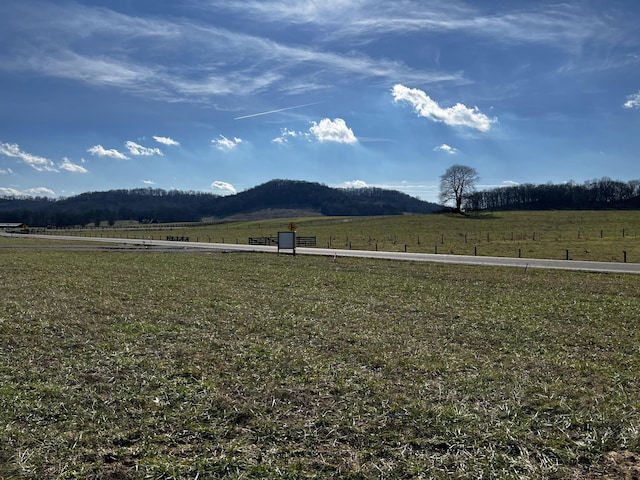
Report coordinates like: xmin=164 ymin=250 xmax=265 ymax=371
xmin=0 ymin=223 xmax=28 ymax=232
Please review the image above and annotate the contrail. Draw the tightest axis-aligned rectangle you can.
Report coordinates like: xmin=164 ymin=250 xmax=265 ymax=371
xmin=234 ymin=102 xmax=322 ymax=120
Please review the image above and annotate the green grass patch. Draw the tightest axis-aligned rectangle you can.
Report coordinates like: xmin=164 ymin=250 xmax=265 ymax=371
xmin=63 ymin=210 xmax=640 ymax=263
xmin=1 ymin=247 xmax=639 ymax=478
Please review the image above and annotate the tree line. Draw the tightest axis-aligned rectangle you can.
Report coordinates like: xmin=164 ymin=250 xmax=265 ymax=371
xmin=4 ymin=177 xmax=639 ymax=227
xmin=466 ymin=178 xmax=640 ymax=211
xmin=0 ymin=180 xmax=440 ymax=227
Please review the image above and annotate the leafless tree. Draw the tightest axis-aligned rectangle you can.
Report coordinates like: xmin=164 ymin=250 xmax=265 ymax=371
xmin=439 ymin=164 xmax=479 ymax=213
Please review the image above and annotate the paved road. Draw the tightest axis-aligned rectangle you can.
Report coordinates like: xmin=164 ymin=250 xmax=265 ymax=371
xmin=5 ymin=232 xmax=640 ymax=274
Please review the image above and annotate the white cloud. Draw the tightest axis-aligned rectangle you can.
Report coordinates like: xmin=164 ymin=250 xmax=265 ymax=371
xmin=153 ymin=136 xmax=180 ymax=146
xmin=0 ymin=167 xmax=13 ymax=175
xmin=0 ymin=187 xmax=22 ymax=197
xmin=1 ymin=186 xmax=56 ymax=197
xmin=5 ymin=0 xmax=619 ymax=110
xmin=0 ymin=187 xmax=26 ymax=197
xmin=125 ymin=141 xmax=163 ymax=156
xmin=272 ymin=128 xmax=305 ymax=144
xmin=309 ymin=118 xmax=358 ymax=144
xmin=273 ymin=119 xmax=358 ymax=144
xmin=343 ymin=180 xmax=368 ymax=188
xmin=211 ymin=181 xmax=237 ymax=195
xmin=226 ymin=2 xmax=616 ymax=56
xmin=392 ymin=84 xmax=496 ymax=132
xmin=142 ymin=180 xmax=155 ymax=185
xmin=213 ymin=135 xmax=243 ymax=151
xmin=26 ymin=187 xmax=56 ymax=197
xmin=59 ymin=157 xmax=88 ymax=173
xmin=502 ymin=180 xmax=520 ymax=186
xmin=623 ymin=91 xmax=640 ymax=109
xmin=217 ymin=0 xmax=360 ymax=24
xmin=0 ymin=142 xmax=57 ymax=172
xmin=87 ymin=145 xmax=129 ymax=160
xmin=434 ymin=144 xmax=458 ymax=154
xmin=0 ymin=2 xmax=463 ymax=106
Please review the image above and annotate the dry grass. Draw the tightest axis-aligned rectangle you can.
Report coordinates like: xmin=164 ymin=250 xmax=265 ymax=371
xmin=62 ymin=210 xmax=640 ymax=263
xmin=1 ymin=242 xmax=639 ymax=478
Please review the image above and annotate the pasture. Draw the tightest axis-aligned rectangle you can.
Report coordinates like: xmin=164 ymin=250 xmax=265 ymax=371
xmin=1 ymin=237 xmax=639 ymax=479
xmin=61 ymin=210 xmax=640 ymax=263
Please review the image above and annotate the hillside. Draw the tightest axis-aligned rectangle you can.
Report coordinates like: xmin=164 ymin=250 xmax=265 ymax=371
xmin=0 ymin=179 xmax=441 ymax=227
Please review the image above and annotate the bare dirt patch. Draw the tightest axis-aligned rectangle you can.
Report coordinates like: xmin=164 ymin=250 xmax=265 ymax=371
xmin=577 ymin=451 xmax=640 ymax=479
xmin=603 ymin=451 xmax=640 ymax=480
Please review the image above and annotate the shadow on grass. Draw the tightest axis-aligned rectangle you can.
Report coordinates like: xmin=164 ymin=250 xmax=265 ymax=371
xmin=441 ymin=212 xmax=502 ymax=220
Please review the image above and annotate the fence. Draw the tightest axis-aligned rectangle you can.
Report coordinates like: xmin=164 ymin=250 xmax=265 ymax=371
xmin=248 ymin=236 xmax=316 ymax=247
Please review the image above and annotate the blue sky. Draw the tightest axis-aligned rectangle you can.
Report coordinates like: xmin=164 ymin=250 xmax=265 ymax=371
xmin=1 ymin=0 xmax=639 ymax=203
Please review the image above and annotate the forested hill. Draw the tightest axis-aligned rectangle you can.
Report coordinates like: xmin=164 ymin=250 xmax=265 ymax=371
xmin=0 ymin=179 xmax=441 ymax=227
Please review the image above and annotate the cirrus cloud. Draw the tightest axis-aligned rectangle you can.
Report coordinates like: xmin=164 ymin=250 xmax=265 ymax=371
xmin=392 ymin=84 xmax=496 ymax=132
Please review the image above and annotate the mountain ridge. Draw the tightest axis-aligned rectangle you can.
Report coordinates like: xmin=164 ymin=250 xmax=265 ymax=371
xmin=0 ymin=179 xmax=442 ymax=226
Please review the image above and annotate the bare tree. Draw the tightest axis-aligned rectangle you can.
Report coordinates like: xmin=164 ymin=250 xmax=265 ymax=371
xmin=439 ymin=164 xmax=479 ymax=213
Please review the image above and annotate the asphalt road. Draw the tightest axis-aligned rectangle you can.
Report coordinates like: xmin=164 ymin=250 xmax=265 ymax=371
xmin=5 ymin=232 xmax=640 ymax=274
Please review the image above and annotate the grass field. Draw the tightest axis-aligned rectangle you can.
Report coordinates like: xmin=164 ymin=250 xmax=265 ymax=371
xmin=61 ymin=210 xmax=640 ymax=263
xmin=1 ymin=238 xmax=639 ymax=478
